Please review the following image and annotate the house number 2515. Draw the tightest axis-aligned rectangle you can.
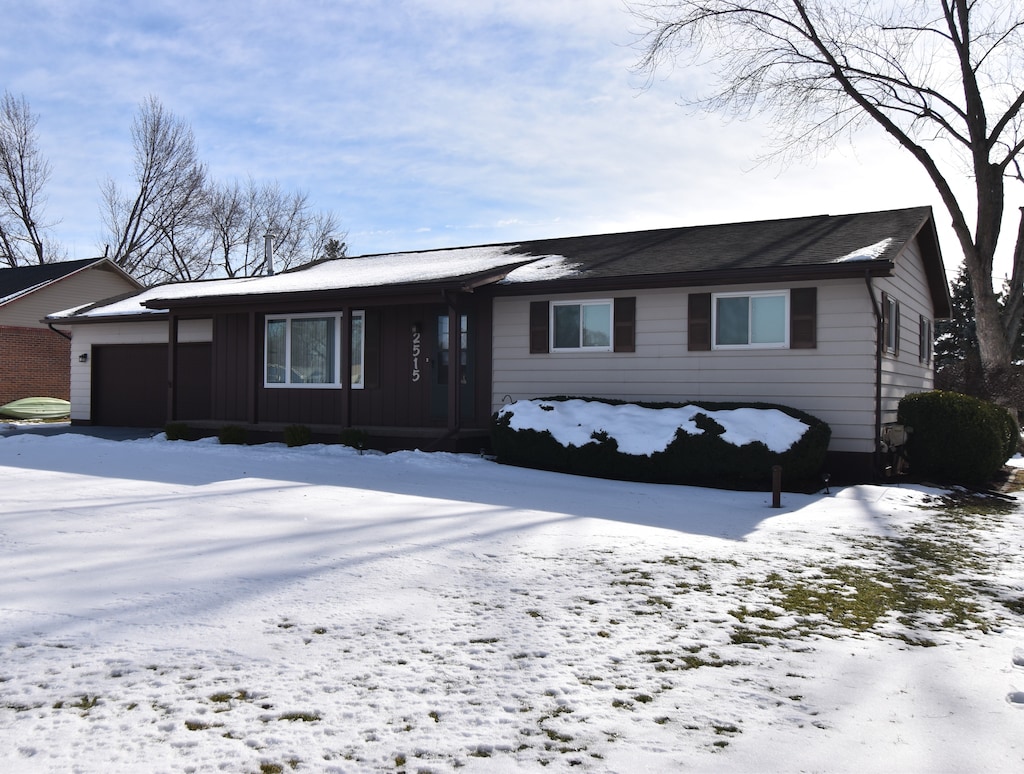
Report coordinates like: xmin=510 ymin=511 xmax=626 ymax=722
xmin=411 ymin=329 xmax=422 ymax=382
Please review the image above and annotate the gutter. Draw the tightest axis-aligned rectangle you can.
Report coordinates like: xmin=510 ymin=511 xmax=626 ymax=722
xmin=864 ymin=271 xmax=883 ymax=477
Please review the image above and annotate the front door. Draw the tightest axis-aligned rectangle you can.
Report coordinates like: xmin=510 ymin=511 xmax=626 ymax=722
xmin=430 ymin=311 xmax=474 ymax=421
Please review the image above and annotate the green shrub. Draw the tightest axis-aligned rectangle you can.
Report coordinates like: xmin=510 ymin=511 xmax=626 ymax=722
xmin=898 ymin=390 xmax=1014 ymax=485
xmin=992 ymin=404 xmax=1020 ymax=460
xmin=218 ymin=425 xmax=247 ymax=445
xmin=164 ymin=422 xmax=190 ymax=441
xmin=491 ymin=398 xmax=830 ymax=490
xmin=284 ymin=424 xmax=312 ymax=447
xmin=339 ymin=428 xmax=368 ymax=450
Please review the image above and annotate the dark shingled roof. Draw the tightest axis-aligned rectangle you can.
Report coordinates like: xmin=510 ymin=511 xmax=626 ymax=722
xmin=0 ymin=257 xmax=104 ymax=302
xmin=506 ymin=206 xmax=934 ymax=278
xmin=495 ymin=206 xmax=948 ymax=316
xmin=51 ymin=206 xmax=950 ymax=320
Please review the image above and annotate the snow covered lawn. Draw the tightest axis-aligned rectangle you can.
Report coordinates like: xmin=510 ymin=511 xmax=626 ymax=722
xmin=1 ymin=432 xmax=1023 ymax=772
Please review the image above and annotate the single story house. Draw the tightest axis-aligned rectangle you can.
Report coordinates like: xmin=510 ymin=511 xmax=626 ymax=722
xmin=47 ymin=207 xmax=949 ymax=478
xmin=0 ymin=257 xmax=141 ymax=407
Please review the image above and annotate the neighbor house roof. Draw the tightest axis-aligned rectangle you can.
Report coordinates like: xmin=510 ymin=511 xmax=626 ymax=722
xmin=0 ymin=257 xmax=140 ymax=308
xmin=48 ymin=207 xmax=950 ymax=321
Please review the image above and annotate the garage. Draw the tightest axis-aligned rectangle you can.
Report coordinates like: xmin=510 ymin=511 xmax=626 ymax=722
xmin=91 ymin=343 xmax=212 ymax=427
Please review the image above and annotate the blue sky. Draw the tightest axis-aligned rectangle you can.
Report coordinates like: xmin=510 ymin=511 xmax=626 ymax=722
xmin=3 ymin=0 xmax=971 ymax=269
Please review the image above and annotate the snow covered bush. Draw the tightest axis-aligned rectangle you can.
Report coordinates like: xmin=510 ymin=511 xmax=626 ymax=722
xmin=492 ymin=398 xmax=830 ymax=490
xmin=898 ymin=390 xmax=1017 ymax=485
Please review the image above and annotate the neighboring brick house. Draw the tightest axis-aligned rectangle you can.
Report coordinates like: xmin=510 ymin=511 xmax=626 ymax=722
xmin=0 ymin=258 xmax=141 ymax=406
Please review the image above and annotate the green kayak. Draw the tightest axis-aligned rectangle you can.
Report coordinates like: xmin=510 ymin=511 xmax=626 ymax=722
xmin=0 ymin=397 xmax=71 ymax=420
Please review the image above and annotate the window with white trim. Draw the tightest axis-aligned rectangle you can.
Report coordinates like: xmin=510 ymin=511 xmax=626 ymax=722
xmin=882 ymin=293 xmax=900 ymax=355
xmin=264 ymin=311 xmax=364 ymax=388
xmin=551 ymin=300 xmax=612 ymax=351
xmin=712 ymin=291 xmax=789 ymax=349
xmin=918 ymin=314 xmax=932 ymax=364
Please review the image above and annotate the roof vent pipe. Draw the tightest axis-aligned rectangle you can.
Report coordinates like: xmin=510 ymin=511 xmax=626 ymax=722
xmin=264 ymin=231 xmax=276 ymax=276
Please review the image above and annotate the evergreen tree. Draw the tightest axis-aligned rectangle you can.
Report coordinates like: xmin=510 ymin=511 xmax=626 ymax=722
xmin=934 ymin=266 xmax=977 ymax=373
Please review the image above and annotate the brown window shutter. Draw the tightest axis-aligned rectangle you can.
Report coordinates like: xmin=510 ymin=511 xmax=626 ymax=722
xmin=529 ymin=300 xmax=549 ymax=353
xmin=613 ymin=297 xmax=636 ymax=352
xmin=790 ymin=287 xmax=817 ymax=349
xmin=688 ymin=293 xmax=711 ymax=351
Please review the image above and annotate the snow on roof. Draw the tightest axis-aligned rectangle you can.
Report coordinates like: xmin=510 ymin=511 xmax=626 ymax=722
xmin=833 ymin=238 xmax=894 ymax=263
xmin=501 ymin=255 xmax=581 ymax=283
xmin=50 ymin=245 xmax=560 ymax=320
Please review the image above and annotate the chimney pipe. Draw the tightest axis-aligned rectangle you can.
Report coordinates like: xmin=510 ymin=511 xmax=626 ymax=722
xmin=264 ymin=231 xmax=276 ymax=276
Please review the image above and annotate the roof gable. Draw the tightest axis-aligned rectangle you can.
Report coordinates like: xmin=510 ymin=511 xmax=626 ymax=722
xmin=0 ymin=258 xmax=141 ymax=308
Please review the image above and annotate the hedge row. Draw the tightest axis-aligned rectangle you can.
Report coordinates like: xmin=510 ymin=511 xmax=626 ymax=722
xmin=491 ymin=397 xmax=831 ymax=490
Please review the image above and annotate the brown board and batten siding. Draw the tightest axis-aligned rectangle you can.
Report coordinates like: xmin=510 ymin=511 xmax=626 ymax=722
xmin=491 ymin=281 xmax=881 ymax=456
xmin=196 ymin=298 xmax=494 ymax=432
xmin=211 ymin=312 xmax=252 ymax=423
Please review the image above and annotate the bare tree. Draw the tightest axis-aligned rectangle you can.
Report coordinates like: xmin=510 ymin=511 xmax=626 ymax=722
xmin=102 ymin=96 xmax=345 ymax=283
xmin=206 ymin=177 xmax=345 ymax=277
xmin=631 ymin=0 xmax=1024 ymax=402
xmin=102 ymin=96 xmax=208 ymax=283
xmin=206 ymin=178 xmax=263 ymax=278
xmin=0 ymin=92 xmax=60 ymax=266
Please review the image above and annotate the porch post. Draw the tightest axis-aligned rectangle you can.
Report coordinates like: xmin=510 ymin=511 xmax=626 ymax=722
xmin=247 ymin=311 xmax=257 ymax=424
xmin=166 ymin=314 xmax=179 ymax=422
xmin=341 ymin=305 xmax=352 ymax=428
xmin=447 ymin=299 xmax=460 ymax=434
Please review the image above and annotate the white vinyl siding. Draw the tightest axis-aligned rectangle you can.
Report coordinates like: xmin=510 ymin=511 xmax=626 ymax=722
xmin=493 ymin=283 xmax=878 ymax=455
xmin=873 ymin=239 xmax=937 ymax=426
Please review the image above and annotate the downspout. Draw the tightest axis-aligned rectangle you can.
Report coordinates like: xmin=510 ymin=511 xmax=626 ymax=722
xmin=864 ymin=271 xmax=883 ymax=478
xmin=47 ymin=322 xmax=72 ymax=341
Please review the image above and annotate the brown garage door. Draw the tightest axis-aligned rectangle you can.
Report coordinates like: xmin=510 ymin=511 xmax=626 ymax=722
xmin=91 ymin=343 xmax=212 ymax=427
